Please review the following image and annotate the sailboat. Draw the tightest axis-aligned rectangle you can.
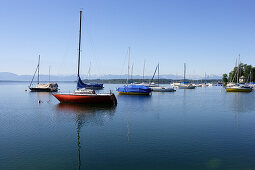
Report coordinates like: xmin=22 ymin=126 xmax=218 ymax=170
xmin=226 ymin=55 xmax=252 ymax=92
xmin=116 ymin=47 xmax=151 ymax=95
xmin=53 ymin=11 xmax=117 ymax=104
xmin=149 ymin=64 xmax=175 ymax=92
xmin=29 ymin=55 xmax=58 ymax=92
xmin=247 ymin=69 xmax=255 ymax=88
xmin=179 ymin=63 xmax=196 ymax=89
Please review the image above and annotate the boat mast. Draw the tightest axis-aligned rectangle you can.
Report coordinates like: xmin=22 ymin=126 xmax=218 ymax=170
xmin=205 ymin=72 xmax=206 ymax=83
xmin=149 ymin=64 xmax=158 ymax=85
xmin=184 ymin=63 xmax=186 ymax=82
xmin=29 ymin=56 xmax=40 ymax=88
xmin=38 ymin=55 xmax=40 ymax=84
xmin=143 ymin=59 xmax=146 ymax=82
xmin=237 ymin=55 xmax=240 ymax=84
xmin=77 ymin=11 xmax=82 ymax=77
xmin=158 ymin=63 xmax=159 ymax=86
xmin=251 ymin=68 xmax=253 ymax=83
xmin=127 ymin=47 xmax=130 ymax=84
xmin=49 ymin=66 xmax=51 ymax=82
xmin=131 ymin=62 xmax=134 ymax=84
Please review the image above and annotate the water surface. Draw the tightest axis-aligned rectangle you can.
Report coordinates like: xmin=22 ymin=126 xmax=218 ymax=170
xmin=1 ymin=82 xmax=255 ymax=169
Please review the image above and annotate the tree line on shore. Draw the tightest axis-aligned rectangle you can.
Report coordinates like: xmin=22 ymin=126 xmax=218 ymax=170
xmin=222 ymin=63 xmax=255 ymax=83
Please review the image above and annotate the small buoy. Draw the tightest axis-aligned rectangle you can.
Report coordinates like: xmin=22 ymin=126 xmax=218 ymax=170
xmin=38 ymin=100 xmax=41 ymax=104
xmin=25 ymin=89 xmax=27 ymax=92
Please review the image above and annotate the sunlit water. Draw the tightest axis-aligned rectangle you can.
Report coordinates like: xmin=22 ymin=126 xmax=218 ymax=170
xmin=1 ymin=82 xmax=255 ymax=170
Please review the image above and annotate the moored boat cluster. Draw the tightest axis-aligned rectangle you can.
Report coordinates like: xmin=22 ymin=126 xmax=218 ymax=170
xmin=28 ymin=11 xmax=254 ymax=107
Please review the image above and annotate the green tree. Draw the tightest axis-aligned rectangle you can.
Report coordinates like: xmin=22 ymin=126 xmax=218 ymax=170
xmin=228 ymin=62 xmax=254 ymax=83
xmin=222 ymin=74 xmax=228 ymax=83
xmin=243 ymin=64 xmax=252 ymax=82
xmin=229 ymin=66 xmax=238 ymax=82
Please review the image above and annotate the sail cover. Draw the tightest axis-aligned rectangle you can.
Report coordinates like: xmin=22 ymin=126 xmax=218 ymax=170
xmin=77 ymin=75 xmax=87 ymax=89
xmin=116 ymin=85 xmax=151 ymax=94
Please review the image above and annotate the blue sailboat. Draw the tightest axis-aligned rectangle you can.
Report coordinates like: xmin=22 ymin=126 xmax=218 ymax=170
xmin=117 ymin=84 xmax=151 ymax=95
xmin=116 ymin=47 xmax=151 ymax=95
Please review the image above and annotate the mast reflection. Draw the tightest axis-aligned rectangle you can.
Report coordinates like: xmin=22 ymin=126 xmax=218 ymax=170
xmin=55 ymin=103 xmax=116 ymax=170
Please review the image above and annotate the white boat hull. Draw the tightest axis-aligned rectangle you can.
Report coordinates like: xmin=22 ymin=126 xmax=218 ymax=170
xmin=150 ymin=86 xmax=176 ymax=92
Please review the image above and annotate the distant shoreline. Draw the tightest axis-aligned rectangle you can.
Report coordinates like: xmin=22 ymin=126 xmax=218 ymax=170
xmin=0 ymin=79 xmax=222 ymax=84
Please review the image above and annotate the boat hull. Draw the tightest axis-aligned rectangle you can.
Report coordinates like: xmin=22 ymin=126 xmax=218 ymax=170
xmin=117 ymin=91 xmax=151 ymax=95
xmin=152 ymin=89 xmax=176 ymax=92
xmin=53 ymin=93 xmax=117 ymax=104
xmin=179 ymin=86 xmax=196 ymax=89
xmin=225 ymin=88 xmax=252 ymax=92
xmin=150 ymin=87 xmax=176 ymax=92
xmin=29 ymin=87 xmax=58 ymax=92
xmin=116 ymin=85 xmax=151 ymax=95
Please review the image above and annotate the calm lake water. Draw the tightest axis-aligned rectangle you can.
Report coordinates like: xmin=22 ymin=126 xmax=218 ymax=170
xmin=1 ymin=82 xmax=255 ymax=170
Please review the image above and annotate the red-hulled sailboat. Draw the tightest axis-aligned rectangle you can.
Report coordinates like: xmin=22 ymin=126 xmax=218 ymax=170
xmin=53 ymin=11 xmax=117 ymax=105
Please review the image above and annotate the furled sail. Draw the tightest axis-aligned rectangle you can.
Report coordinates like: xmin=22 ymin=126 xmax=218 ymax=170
xmin=77 ymin=75 xmax=87 ymax=89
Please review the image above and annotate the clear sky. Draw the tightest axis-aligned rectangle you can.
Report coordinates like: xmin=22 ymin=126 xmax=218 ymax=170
xmin=1 ymin=0 xmax=255 ymax=77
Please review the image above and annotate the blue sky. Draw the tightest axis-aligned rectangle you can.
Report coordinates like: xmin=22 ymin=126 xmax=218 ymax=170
xmin=1 ymin=0 xmax=255 ymax=77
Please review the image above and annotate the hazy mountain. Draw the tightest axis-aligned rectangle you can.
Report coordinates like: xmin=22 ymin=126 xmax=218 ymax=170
xmin=0 ymin=72 xmax=222 ymax=81
xmin=0 ymin=72 xmax=76 ymax=81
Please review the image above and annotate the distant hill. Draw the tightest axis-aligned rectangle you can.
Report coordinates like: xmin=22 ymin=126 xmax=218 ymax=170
xmin=0 ymin=72 xmax=222 ymax=81
xmin=0 ymin=72 xmax=76 ymax=81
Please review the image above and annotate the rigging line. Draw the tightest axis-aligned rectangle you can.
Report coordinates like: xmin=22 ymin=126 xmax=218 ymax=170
xmin=184 ymin=63 xmax=186 ymax=82
xmin=85 ymin=18 xmax=101 ymax=76
xmin=29 ymin=65 xmax=39 ymax=88
xmin=120 ymin=48 xmax=129 ymax=80
xmin=127 ymin=47 xmax=130 ymax=84
xmin=49 ymin=65 xmax=51 ymax=83
xmin=83 ymin=12 xmax=104 ymax=78
xmin=87 ymin=61 xmax=91 ymax=79
xmin=158 ymin=63 xmax=159 ymax=86
xmin=38 ymin=55 xmax=40 ymax=84
xmin=149 ymin=64 xmax=158 ymax=85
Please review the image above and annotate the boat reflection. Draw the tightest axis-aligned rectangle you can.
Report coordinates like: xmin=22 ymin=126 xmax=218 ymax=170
xmin=55 ymin=103 xmax=116 ymax=170
xmin=56 ymin=103 xmax=116 ymax=113
xmin=231 ymin=93 xmax=254 ymax=114
xmin=28 ymin=91 xmax=53 ymax=104
xmin=227 ymin=92 xmax=255 ymax=127
xmin=117 ymin=95 xmax=152 ymax=104
xmin=56 ymin=103 xmax=116 ymax=127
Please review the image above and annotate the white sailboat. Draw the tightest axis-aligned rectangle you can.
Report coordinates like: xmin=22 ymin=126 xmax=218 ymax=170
xmin=149 ymin=64 xmax=176 ymax=92
xmin=226 ymin=55 xmax=252 ymax=92
xmin=179 ymin=63 xmax=196 ymax=89
xmin=29 ymin=55 xmax=58 ymax=92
